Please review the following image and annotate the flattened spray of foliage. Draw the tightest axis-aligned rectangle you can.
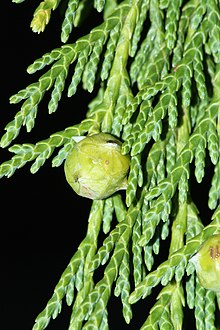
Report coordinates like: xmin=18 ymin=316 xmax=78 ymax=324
xmin=2 ymin=0 xmax=220 ymax=328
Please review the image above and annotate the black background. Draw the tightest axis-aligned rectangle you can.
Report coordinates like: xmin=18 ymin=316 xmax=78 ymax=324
xmin=1 ymin=2 xmax=212 ymax=330
xmin=1 ymin=3 xmax=147 ymax=329
xmin=2 ymin=2 xmax=98 ymax=330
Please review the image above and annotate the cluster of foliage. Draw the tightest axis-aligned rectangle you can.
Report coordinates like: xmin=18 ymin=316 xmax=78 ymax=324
xmin=2 ymin=0 xmax=220 ymax=329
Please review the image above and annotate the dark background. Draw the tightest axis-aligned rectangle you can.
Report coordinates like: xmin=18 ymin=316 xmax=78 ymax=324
xmin=1 ymin=3 xmax=148 ymax=329
xmin=1 ymin=2 xmax=212 ymax=330
xmin=1 ymin=2 xmax=96 ymax=330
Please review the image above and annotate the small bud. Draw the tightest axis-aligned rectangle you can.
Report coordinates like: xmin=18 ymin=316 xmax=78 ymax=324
xmin=31 ymin=2 xmax=51 ymax=34
xmin=190 ymin=234 xmax=220 ymax=292
xmin=64 ymin=133 xmax=130 ymax=200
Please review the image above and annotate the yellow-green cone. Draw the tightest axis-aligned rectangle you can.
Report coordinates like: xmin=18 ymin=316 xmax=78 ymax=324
xmin=191 ymin=234 xmax=220 ymax=292
xmin=64 ymin=133 xmax=130 ymax=200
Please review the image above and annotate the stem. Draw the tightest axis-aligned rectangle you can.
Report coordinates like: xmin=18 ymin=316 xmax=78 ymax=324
xmin=101 ymin=0 xmax=140 ymax=132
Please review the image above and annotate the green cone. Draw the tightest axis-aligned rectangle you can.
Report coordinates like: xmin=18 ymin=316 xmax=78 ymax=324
xmin=191 ymin=234 xmax=220 ymax=292
xmin=64 ymin=133 xmax=130 ymax=199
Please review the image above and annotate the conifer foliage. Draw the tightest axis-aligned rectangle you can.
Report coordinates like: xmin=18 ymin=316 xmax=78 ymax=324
xmin=2 ymin=0 xmax=220 ymax=328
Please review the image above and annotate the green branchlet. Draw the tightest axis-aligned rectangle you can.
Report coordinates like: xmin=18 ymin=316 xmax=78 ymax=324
xmin=3 ymin=0 xmax=220 ymax=329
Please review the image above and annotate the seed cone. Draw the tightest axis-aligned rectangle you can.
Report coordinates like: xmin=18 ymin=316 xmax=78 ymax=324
xmin=191 ymin=234 xmax=220 ymax=292
xmin=64 ymin=133 xmax=130 ymax=200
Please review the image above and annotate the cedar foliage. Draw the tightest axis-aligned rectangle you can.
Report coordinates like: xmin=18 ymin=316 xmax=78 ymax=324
xmin=2 ymin=0 xmax=220 ymax=329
